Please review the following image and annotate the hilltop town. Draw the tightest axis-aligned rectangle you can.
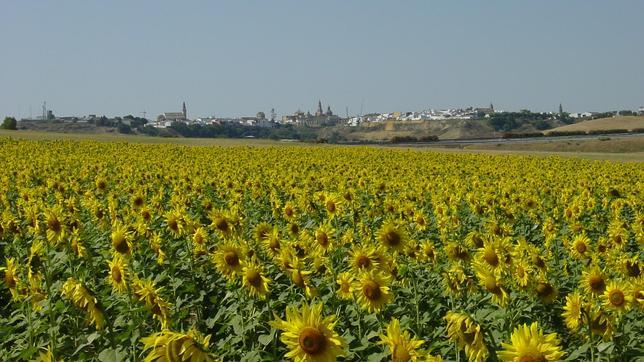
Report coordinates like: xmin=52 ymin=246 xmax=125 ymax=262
xmin=9 ymin=100 xmax=644 ymax=143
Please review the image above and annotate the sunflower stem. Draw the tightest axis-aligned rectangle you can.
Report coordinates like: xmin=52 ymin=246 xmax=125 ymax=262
xmin=411 ymin=268 xmax=422 ymax=336
xmin=43 ymin=237 xmax=57 ymax=361
xmin=586 ymin=311 xmax=595 ymax=362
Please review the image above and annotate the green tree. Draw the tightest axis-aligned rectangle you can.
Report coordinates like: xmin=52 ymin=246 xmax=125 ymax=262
xmin=2 ymin=117 xmax=17 ymax=130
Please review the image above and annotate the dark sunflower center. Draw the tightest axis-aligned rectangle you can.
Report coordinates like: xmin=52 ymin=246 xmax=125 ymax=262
xmin=289 ymin=223 xmax=299 ymax=235
xmin=483 ymin=249 xmax=499 ymax=266
xmin=625 ymin=261 xmax=640 ymax=277
xmin=363 ymin=280 xmax=382 ymax=301
xmin=215 ymin=218 xmax=229 ymax=232
xmin=133 ymin=197 xmax=143 ymax=207
xmin=113 ymin=235 xmax=129 ymax=254
xmin=575 ymin=242 xmax=587 ymax=254
xmin=356 ymin=255 xmax=371 ymax=269
xmin=224 ymin=251 xmax=239 ymax=267
xmin=518 ymin=355 xmax=546 ymax=362
xmin=269 ymin=238 xmax=280 ymax=251
xmin=4 ymin=272 xmax=16 ymax=288
xmin=383 ymin=231 xmax=401 ymax=247
xmin=48 ymin=217 xmax=61 ymax=233
xmin=246 ymin=270 xmax=262 ymax=288
xmin=284 ymin=207 xmax=293 ymax=217
xmin=326 ymin=201 xmax=336 ymax=213
xmin=317 ymin=233 xmax=329 ymax=247
xmin=588 ymin=276 xmax=606 ymax=294
xmin=298 ymin=327 xmax=326 ymax=355
xmin=536 ymin=283 xmax=554 ymax=298
xmin=484 ymin=278 xmax=502 ymax=295
xmin=609 ymin=290 xmax=625 ymax=307
xmin=112 ymin=266 xmax=122 ymax=283
xmin=168 ymin=219 xmax=178 ymax=232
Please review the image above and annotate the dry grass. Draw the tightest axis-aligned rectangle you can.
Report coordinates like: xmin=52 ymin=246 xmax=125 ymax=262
xmin=546 ymin=116 xmax=644 ymax=133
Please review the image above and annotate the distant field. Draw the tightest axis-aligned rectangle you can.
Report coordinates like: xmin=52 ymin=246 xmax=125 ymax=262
xmin=2 ymin=129 xmax=642 ymax=162
xmin=0 ymin=129 xmax=285 ymax=147
xmin=545 ymin=115 xmax=644 ymax=134
xmin=460 ymin=135 xmax=644 ymax=161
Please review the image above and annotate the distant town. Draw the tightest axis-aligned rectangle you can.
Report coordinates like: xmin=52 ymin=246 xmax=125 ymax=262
xmin=16 ymin=100 xmax=644 ymax=129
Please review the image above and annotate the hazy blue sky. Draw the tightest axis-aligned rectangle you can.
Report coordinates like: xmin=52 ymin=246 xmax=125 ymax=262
xmin=1 ymin=1 xmax=643 ymax=119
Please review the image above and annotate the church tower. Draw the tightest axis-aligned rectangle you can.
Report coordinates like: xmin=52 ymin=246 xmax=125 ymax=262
xmin=316 ymin=100 xmax=324 ymax=117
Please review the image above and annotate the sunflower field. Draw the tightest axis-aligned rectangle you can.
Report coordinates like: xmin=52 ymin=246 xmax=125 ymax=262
xmin=0 ymin=138 xmax=642 ymax=361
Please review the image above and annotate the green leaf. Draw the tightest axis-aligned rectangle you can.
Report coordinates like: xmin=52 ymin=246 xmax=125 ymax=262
xmin=98 ymin=348 xmax=127 ymax=362
xmin=258 ymin=334 xmax=273 ymax=346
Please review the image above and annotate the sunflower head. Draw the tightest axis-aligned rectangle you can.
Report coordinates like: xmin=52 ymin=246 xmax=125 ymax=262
xmin=108 ymin=255 xmax=128 ymax=293
xmin=212 ymin=241 xmax=246 ymax=280
xmin=111 ymin=222 xmax=131 ymax=256
xmin=377 ymin=221 xmax=407 ymax=252
xmin=352 ymin=270 xmax=393 ymax=313
xmin=335 ymin=272 xmax=353 ymax=300
xmin=141 ymin=329 xmax=215 ymax=362
xmin=581 ymin=266 xmax=607 ymax=296
xmin=562 ymin=292 xmax=584 ymax=331
xmin=497 ymin=322 xmax=565 ymax=362
xmin=242 ymin=261 xmax=271 ymax=300
xmin=379 ymin=318 xmax=424 ymax=362
xmin=603 ymin=281 xmax=632 ymax=314
xmin=270 ymin=303 xmax=346 ymax=361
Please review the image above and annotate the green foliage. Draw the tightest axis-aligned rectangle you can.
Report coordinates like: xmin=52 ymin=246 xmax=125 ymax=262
xmin=2 ymin=117 xmax=17 ymax=130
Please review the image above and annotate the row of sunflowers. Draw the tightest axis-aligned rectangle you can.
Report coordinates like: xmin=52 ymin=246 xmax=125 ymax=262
xmin=0 ymin=138 xmax=642 ymax=361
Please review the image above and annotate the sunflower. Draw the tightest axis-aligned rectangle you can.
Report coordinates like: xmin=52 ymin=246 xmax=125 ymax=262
xmin=111 ymin=221 xmax=132 ymax=256
xmin=242 ymin=260 xmax=271 ymax=300
xmin=2 ymin=257 xmax=20 ymax=298
xmin=352 ymin=270 xmax=393 ymax=313
xmin=254 ymin=222 xmax=273 ymax=243
xmin=474 ymin=262 xmax=508 ymax=306
xmin=570 ymin=234 xmax=591 ymax=259
xmin=44 ymin=206 xmax=65 ymax=244
xmin=602 ymin=281 xmax=632 ymax=314
xmin=534 ymin=280 xmax=558 ymax=304
xmin=141 ymin=329 xmax=216 ymax=362
xmin=589 ymin=309 xmax=613 ymax=339
xmin=348 ymin=244 xmax=379 ymax=272
xmin=209 ymin=209 xmax=236 ymax=238
xmin=562 ymin=292 xmax=584 ymax=331
xmin=69 ymin=229 xmax=87 ymax=258
xmin=377 ymin=221 xmax=408 ymax=252
xmin=512 ymin=259 xmax=532 ymax=289
xmin=61 ymin=277 xmax=105 ymax=330
xmin=107 ymin=256 xmax=128 ymax=293
xmin=262 ymin=227 xmax=282 ymax=257
xmin=379 ymin=318 xmax=424 ymax=362
xmin=314 ymin=222 xmax=335 ymax=252
xmin=418 ymin=241 xmax=438 ymax=263
xmin=270 ymin=303 xmax=346 ymax=362
xmin=212 ymin=241 xmax=246 ymax=281
xmin=497 ymin=322 xmax=564 ymax=362
xmin=282 ymin=201 xmax=297 ymax=221
xmin=323 ymin=193 xmax=343 ymax=219
xmin=580 ymin=266 xmax=607 ymax=297
xmin=335 ymin=272 xmax=353 ymax=300
xmin=444 ymin=311 xmax=488 ymax=362
xmin=164 ymin=209 xmax=184 ymax=238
